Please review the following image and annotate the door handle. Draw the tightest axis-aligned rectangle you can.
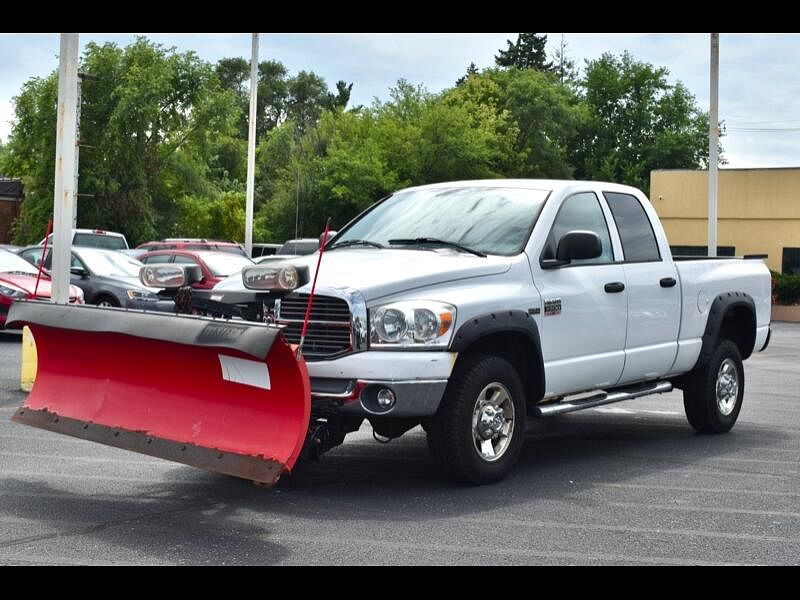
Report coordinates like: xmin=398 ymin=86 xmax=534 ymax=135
xmin=660 ymin=277 xmax=677 ymax=288
xmin=604 ymin=282 xmax=625 ymax=293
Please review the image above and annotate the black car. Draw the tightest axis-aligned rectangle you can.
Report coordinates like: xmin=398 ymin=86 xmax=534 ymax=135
xmin=17 ymin=245 xmax=175 ymax=311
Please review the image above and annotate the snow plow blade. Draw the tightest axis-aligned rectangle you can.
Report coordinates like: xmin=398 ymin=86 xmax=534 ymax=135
xmin=7 ymin=301 xmax=310 ymax=486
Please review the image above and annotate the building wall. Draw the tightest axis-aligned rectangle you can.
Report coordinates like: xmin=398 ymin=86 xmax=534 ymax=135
xmin=0 ymin=198 xmax=21 ymax=244
xmin=650 ymin=168 xmax=800 ymax=273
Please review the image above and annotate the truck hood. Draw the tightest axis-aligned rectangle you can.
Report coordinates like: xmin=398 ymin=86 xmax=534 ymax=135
xmin=216 ymin=248 xmax=511 ymax=301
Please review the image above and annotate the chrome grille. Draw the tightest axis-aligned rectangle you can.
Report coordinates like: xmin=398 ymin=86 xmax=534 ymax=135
xmin=277 ymin=293 xmax=352 ymax=360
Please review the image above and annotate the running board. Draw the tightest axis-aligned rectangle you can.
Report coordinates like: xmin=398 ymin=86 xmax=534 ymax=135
xmin=533 ymin=381 xmax=673 ymax=418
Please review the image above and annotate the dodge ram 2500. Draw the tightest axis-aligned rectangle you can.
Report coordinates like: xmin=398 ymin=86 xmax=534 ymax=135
xmin=223 ymin=179 xmax=772 ymax=484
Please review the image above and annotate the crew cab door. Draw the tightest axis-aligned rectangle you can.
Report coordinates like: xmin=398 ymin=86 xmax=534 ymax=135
xmin=532 ymin=191 xmax=627 ymax=397
xmin=603 ymin=191 xmax=680 ymax=383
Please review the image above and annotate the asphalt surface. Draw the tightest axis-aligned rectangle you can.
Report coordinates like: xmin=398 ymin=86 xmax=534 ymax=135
xmin=0 ymin=325 xmax=798 ymax=565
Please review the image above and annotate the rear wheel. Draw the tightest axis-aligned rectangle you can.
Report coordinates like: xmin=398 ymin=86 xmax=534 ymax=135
xmin=427 ymin=354 xmax=525 ymax=484
xmin=683 ymin=340 xmax=744 ymax=433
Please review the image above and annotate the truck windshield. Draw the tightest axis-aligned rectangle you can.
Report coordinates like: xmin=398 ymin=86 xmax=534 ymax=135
xmin=335 ymin=186 xmax=550 ymax=256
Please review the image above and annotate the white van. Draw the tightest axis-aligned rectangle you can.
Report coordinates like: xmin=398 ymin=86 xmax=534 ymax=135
xmin=39 ymin=228 xmax=129 ymax=251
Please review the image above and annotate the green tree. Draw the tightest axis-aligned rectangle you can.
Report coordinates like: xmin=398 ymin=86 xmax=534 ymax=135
xmin=495 ymin=33 xmax=553 ymax=72
xmin=459 ymin=68 xmax=581 ymax=178
xmin=325 ymin=80 xmax=353 ymax=111
xmin=5 ymin=38 xmax=239 ymax=245
xmin=573 ymin=51 xmax=711 ymax=194
xmin=552 ymin=34 xmax=578 ymax=85
xmin=0 ymin=139 xmax=9 ymax=173
xmin=455 ymin=62 xmax=479 ymax=86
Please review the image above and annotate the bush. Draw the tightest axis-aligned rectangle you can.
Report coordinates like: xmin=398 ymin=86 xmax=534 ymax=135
xmin=771 ymin=271 xmax=800 ymax=305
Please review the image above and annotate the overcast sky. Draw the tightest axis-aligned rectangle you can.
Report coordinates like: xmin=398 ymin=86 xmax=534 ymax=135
xmin=1 ymin=33 xmax=798 ymax=168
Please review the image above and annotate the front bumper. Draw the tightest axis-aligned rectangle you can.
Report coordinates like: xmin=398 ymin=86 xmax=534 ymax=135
xmin=307 ymin=350 xmax=456 ymax=417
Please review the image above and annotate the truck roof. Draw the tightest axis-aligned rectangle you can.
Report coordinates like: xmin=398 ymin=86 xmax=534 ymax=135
xmin=403 ymin=179 xmax=645 ymax=196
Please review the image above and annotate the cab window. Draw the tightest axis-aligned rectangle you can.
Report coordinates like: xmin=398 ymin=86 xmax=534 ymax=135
xmin=542 ymin=192 xmax=614 ymax=265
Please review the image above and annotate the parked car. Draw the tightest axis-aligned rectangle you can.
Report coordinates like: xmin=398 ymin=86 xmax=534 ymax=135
xmin=250 ymin=243 xmax=282 ymax=258
xmin=39 ymin=228 xmax=129 ymax=250
xmin=0 ymin=248 xmax=84 ymax=330
xmin=138 ymin=250 xmax=254 ymax=290
xmin=277 ymin=238 xmax=320 ymax=256
xmin=135 ymin=239 xmax=247 ymax=257
xmin=17 ymin=245 xmax=173 ymax=311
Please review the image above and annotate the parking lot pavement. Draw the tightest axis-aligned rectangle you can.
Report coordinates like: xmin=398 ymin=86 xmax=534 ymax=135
xmin=0 ymin=324 xmax=798 ymax=565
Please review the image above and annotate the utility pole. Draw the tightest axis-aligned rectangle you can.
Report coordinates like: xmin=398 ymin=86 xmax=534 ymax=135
xmin=51 ymin=33 xmax=79 ymax=304
xmin=244 ymin=33 xmax=259 ymax=257
xmin=708 ymin=33 xmax=719 ymax=257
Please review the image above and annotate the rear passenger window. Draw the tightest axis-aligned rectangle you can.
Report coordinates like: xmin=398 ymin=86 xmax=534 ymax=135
xmin=173 ymin=255 xmax=199 ymax=266
xmin=144 ymin=255 xmax=171 ymax=264
xmin=604 ymin=192 xmax=661 ymax=262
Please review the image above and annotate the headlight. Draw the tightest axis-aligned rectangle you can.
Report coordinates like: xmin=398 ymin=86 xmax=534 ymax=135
xmin=126 ymin=289 xmax=158 ymax=302
xmin=241 ymin=264 xmax=308 ymax=291
xmin=370 ymin=301 xmax=456 ymax=349
xmin=0 ymin=283 xmax=26 ymax=300
xmin=140 ymin=264 xmax=187 ymax=288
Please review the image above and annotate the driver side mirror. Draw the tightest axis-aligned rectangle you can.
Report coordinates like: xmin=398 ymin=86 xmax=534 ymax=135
xmin=541 ymin=231 xmax=602 ymax=269
xmin=70 ymin=266 xmax=88 ymax=277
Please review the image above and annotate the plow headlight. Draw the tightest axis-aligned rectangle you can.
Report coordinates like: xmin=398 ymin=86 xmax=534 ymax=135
xmin=140 ymin=264 xmax=187 ymax=289
xmin=241 ymin=265 xmax=307 ymax=292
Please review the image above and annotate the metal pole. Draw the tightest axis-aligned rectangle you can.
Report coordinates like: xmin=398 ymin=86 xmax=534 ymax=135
xmin=73 ymin=75 xmax=81 ymax=228
xmin=244 ymin=33 xmax=259 ymax=257
xmin=708 ymin=32 xmax=719 ymax=257
xmin=51 ymin=33 xmax=79 ymax=304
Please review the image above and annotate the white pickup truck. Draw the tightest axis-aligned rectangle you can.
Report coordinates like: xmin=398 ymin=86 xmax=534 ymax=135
xmin=226 ymin=179 xmax=772 ymax=484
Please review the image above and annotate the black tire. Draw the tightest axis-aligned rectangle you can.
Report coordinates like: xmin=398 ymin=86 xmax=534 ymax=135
xmin=95 ymin=294 xmax=120 ymax=308
xmin=683 ymin=340 xmax=744 ymax=433
xmin=427 ymin=354 xmax=526 ymax=484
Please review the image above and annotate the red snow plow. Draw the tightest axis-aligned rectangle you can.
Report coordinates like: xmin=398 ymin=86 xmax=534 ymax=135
xmin=7 ymin=263 xmax=313 ymax=486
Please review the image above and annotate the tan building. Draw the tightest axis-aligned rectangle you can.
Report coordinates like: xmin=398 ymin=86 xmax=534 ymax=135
xmin=650 ymin=167 xmax=800 ymax=274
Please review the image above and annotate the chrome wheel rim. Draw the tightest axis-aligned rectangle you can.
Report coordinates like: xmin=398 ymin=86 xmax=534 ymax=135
xmin=97 ymin=300 xmax=114 ymax=307
xmin=472 ymin=382 xmax=515 ymax=462
xmin=716 ymin=358 xmax=739 ymax=416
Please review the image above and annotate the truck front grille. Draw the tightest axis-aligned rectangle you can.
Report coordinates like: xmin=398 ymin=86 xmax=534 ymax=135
xmin=277 ymin=293 xmax=352 ymax=360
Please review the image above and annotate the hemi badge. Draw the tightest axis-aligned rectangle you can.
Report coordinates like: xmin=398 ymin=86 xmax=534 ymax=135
xmin=544 ymin=299 xmax=562 ymax=316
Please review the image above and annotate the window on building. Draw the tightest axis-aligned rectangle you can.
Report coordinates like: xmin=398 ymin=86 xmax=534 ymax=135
xmin=783 ymin=248 xmax=800 ymax=275
xmin=671 ymin=246 xmax=735 ymax=257
xmin=603 ymin=192 xmax=661 ymax=262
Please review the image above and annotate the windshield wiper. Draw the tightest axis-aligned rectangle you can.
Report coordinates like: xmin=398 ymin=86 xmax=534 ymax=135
xmin=4 ymin=270 xmax=40 ymax=276
xmin=388 ymin=238 xmax=486 ymax=257
xmin=328 ymin=239 xmax=385 ymax=250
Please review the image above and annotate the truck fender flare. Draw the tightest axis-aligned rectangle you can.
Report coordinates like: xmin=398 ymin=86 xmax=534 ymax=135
xmin=450 ymin=310 xmax=545 ymax=402
xmin=698 ymin=291 xmax=756 ymax=365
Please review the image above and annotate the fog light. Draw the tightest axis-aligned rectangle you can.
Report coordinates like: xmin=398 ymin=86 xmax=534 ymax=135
xmin=376 ymin=388 xmax=396 ymax=408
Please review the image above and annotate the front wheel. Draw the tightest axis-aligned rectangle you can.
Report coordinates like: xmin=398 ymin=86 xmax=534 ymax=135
xmin=683 ymin=340 xmax=744 ymax=433
xmin=95 ymin=295 xmax=120 ymax=308
xmin=427 ymin=354 xmax=526 ymax=484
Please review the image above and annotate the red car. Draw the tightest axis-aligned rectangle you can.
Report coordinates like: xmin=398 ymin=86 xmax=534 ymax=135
xmin=138 ymin=250 xmax=254 ymax=290
xmin=0 ymin=249 xmax=84 ymax=330
xmin=135 ymin=239 xmax=247 ymax=257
